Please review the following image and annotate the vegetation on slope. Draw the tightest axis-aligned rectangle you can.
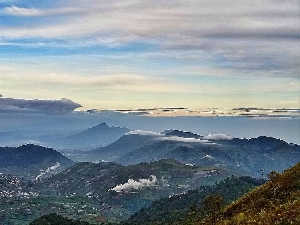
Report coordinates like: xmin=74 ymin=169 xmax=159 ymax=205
xmin=172 ymin=162 xmax=300 ymax=225
xmin=27 ymin=161 xmax=300 ymax=225
xmin=121 ymin=176 xmax=265 ymax=225
xmin=0 ymin=144 xmax=74 ymax=180
xmin=0 ymin=159 xmax=232 ymax=224
xmin=209 ymin=162 xmax=300 ymax=224
xmin=29 ymin=213 xmax=91 ymax=225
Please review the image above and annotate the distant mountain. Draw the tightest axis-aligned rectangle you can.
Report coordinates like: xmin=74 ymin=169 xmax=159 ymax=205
xmin=0 ymin=144 xmax=74 ymax=180
xmin=82 ymin=131 xmax=300 ymax=177
xmin=52 ymin=123 xmax=130 ymax=150
xmin=78 ymin=130 xmax=163 ymax=162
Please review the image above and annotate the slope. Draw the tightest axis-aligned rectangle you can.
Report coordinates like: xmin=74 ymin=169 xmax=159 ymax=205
xmin=0 ymin=144 xmax=74 ymax=180
xmin=123 ymin=176 xmax=265 ymax=225
xmin=209 ymin=162 xmax=300 ymax=224
xmin=124 ymin=162 xmax=300 ymax=225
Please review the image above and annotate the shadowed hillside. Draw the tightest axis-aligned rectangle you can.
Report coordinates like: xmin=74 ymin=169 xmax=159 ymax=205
xmin=0 ymin=144 xmax=74 ymax=180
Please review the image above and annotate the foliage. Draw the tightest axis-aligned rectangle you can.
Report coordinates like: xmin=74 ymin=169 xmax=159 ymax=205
xmin=202 ymin=194 xmax=224 ymax=225
xmin=0 ymin=159 xmax=231 ymax=224
xmin=200 ymin=162 xmax=300 ymax=225
xmin=122 ymin=176 xmax=264 ymax=225
xmin=0 ymin=144 xmax=74 ymax=180
xmin=29 ymin=213 xmax=91 ymax=225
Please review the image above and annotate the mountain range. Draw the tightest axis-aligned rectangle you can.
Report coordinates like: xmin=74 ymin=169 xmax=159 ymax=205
xmin=1 ymin=123 xmax=299 ymax=224
xmin=75 ymin=130 xmax=300 ymax=177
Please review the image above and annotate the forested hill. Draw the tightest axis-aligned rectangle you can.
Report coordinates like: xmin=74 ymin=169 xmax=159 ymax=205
xmin=0 ymin=144 xmax=74 ymax=180
xmin=29 ymin=213 xmax=91 ymax=225
xmin=207 ymin=162 xmax=300 ymax=224
xmin=122 ymin=176 xmax=265 ymax=225
xmin=122 ymin=162 xmax=300 ymax=225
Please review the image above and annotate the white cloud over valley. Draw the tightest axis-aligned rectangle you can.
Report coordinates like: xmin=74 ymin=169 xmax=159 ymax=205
xmin=110 ymin=175 xmax=158 ymax=193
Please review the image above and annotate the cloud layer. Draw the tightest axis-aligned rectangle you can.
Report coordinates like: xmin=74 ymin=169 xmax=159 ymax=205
xmin=0 ymin=97 xmax=81 ymax=114
xmin=0 ymin=0 xmax=299 ymax=109
xmin=1 ymin=0 xmax=298 ymax=77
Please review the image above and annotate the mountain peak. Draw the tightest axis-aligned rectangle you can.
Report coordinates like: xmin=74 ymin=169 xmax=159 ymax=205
xmin=93 ymin=122 xmax=109 ymax=128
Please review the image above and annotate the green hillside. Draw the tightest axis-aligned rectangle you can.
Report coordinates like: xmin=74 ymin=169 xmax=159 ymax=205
xmin=210 ymin=162 xmax=300 ymax=224
xmin=122 ymin=176 xmax=265 ymax=225
xmin=169 ymin=162 xmax=300 ymax=225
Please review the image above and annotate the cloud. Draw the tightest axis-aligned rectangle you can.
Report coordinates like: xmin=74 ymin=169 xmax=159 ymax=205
xmin=203 ymin=133 xmax=233 ymax=140
xmin=5 ymin=71 xmax=192 ymax=94
xmin=3 ymin=5 xmax=82 ymax=17
xmin=159 ymin=136 xmax=212 ymax=143
xmin=110 ymin=175 xmax=158 ymax=192
xmin=0 ymin=0 xmax=299 ymax=110
xmin=126 ymin=130 xmax=163 ymax=136
xmin=0 ymin=0 xmax=297 ymax=78
xmin=127 ymin=130 xmax=212 ymax=143
xmin=36 ymin=162 xmax=61 ymax=180
xmin=0 ymin=97 xmax=81 ymax=114
xmin=4 ymin=5 xmax=45 ymax=16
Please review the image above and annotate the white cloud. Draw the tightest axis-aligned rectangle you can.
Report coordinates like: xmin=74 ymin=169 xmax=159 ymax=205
xmin=4 ymin=5 xmax=44 ymax=16
xmin=0 ymin=0 xmax=299 ymax=109
xmin=158 ymin=136 xmax=212 ymax=143
xmin=3 ymin=5 xmax=83 ymax=17
xmin=127 ymin=130 xmax=212 ymax=143
xmin=110 ymin=175 xmax=158 ymax=192
xmin=126 ymin=130 xmax=163 ymax=136
xmin=35 ymin=162 xmax=61 ymax=180
xmin=204 ymin=133 xmax=233 ymax=140
xmin=1 ymin=0 xmax=297 ymax=79
xmin=2 ymin=1 xmax=298 ymax=42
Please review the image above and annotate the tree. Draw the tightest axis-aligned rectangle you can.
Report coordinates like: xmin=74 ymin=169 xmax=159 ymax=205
xmin=268 ymin=170 xmax=280 ymax=181
xmin=202 ymin=194 xmax=224 ymax=225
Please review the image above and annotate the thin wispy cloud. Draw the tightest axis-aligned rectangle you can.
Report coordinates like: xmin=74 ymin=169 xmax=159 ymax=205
xmin=3 ymin=5 xmax=82 ymax=17
xmin=4 ymin=6 xmax=44 ymax=16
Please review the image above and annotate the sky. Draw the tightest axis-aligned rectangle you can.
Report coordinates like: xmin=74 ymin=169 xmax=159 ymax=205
xmin=0 ymin=0 xmax=299 ymax=111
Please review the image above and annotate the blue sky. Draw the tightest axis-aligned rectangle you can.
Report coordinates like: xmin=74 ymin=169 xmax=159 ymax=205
xmin=0 ymin=0 xmax=299 ymax=110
